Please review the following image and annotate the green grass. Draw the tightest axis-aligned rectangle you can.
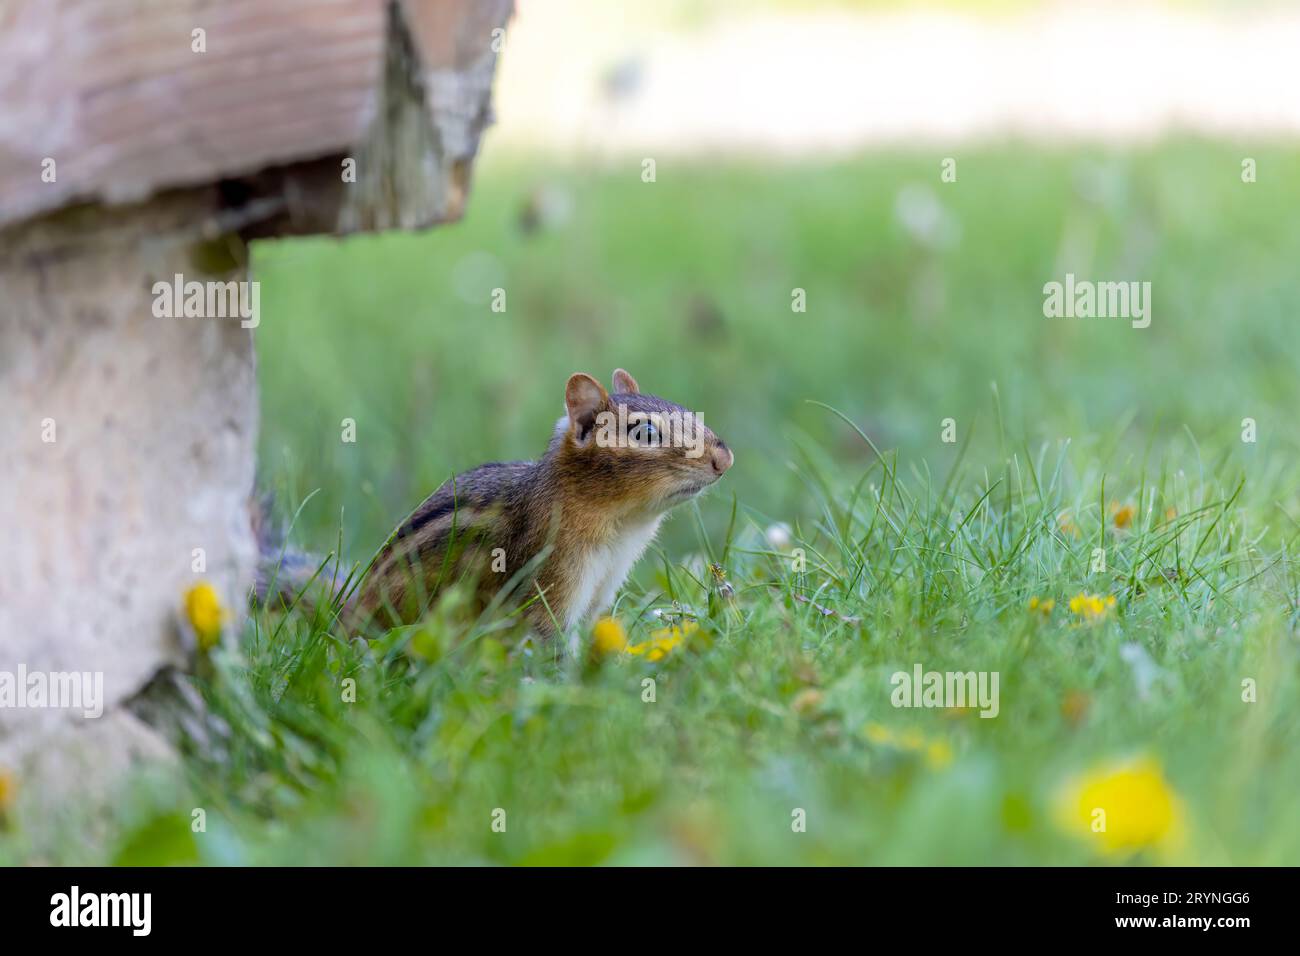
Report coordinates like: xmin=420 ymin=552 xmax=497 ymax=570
xmin=7 ymin=141 xmax=1300 ymax=865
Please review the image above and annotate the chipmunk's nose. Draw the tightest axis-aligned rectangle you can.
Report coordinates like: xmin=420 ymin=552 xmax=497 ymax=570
xmin=711 ymin=443 xmax=733 ymax=475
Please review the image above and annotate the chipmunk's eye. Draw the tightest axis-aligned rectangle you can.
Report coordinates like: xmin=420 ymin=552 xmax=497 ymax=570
xmin=628 ymin=419 xmax=659 ymax=446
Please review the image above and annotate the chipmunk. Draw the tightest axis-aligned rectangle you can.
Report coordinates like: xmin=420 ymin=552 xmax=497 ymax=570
xmin=258 ymin=369 xmax=732 ymax=638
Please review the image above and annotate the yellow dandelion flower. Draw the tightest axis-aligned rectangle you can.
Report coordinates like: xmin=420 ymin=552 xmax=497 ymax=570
xmin=184 ymin=582 xmax=227 ymax=650
xmin=625 ymin=622 xmax=696 ymax=662
xmin=1028 ymin=596 xmax=1055 ymax=617
xmin=1058 ymin=512 xmax=1078 ymax=536
xmin=624 ymin=636 xmax=680 ymax=662
xmin=1112 ymin=503 xmax=1135 ymax=529
xmin=0 ymin=767 xmax=16 ymax=813
xmin=1056 ymin=756 xmax=1186 ymax=856
xmin=591 ymin=616 xmax=628 ymax=656
xmin=1068 ymin=592 xmax=1116 ymax=622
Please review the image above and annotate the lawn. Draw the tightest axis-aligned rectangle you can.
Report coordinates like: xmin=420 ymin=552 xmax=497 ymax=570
xmin=8 ymin=141 xmax=1300 ymax=864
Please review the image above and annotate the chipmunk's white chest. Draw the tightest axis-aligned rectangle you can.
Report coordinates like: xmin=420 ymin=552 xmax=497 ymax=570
xmin=565 ymin=516 xmax=664 ymax=631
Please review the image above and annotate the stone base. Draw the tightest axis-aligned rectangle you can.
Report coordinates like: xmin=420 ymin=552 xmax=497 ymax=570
xmin=0 ymin=189 xmax=258 ymax=796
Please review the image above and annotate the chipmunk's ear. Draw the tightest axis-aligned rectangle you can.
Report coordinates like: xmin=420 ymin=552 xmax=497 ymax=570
xmin=611 ymin=368 xmax=640 ymax=395
xmin=565 ymin=372 xmax=609 ymax=441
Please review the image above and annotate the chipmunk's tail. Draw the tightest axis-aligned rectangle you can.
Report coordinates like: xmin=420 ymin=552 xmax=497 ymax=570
xmin=249 ymin=493 xmax=353 ymax=629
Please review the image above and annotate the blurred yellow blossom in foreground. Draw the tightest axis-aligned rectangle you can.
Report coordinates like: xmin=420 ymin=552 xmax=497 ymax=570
xmin=184 ymin=582 xmax=227 ymax=650
xmin=1068 ymin=592 xmax=1116 ymax=622
xmin=1056 ymin=756 xmax=1186 ymax=856
xmin=626 ymin=622 xmax=697 ymax=662
xmin=0 ymin=766 xmax=16 ymax=816
xmin=591 ymin=616 xmax=628 ymax=656
xmin=1028 ymin=596 xmax=1055 ymax=617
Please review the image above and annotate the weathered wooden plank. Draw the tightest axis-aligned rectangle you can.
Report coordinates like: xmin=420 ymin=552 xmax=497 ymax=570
xmin=0 ymin=0 xmax=512 ymax=231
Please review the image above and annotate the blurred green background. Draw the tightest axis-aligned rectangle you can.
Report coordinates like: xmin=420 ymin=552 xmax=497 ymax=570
xmin=255 ymin=145 xmax=1300 ymax=561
